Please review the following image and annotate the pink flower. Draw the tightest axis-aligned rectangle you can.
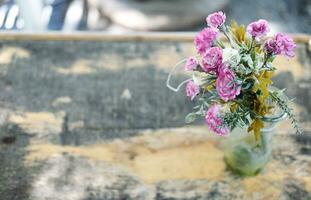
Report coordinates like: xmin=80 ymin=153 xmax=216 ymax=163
xmin=185 ymin=57 xmax=198 ymax=71
xmin=194 ymin=27 xmax=218 ymax=55
xmin=264 ymin=38 xmax=281 ymax=55
xmin=247 ymin=19 xmax=270 ymax=38
xmin=205 ymin=104 xmax=229 ymax=136
xmin=264 ymin=33 xmax=296 ymax=57
xmin=201 ymin=47 xmax=223 ymax=73
xmin=186 ymin=80 xmax=200 ymax=100
xmin=206 ymin=11 xmax=226 ymax=28
xmin=216 ymin=65 xmax=241 ymax=102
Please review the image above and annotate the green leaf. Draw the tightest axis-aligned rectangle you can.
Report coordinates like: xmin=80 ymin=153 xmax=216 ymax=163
xmin=241 ymin=116 xmax=250 ymax=126
xmin=270 ymin=91 xmax=302 ymax=134
xmin=185 ymin=113 xmax=196 ymax=123
xmin=267 ymin=55 xmax=276 ymax=63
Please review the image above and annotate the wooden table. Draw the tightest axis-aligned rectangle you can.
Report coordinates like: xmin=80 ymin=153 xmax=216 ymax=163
xmin=0 ymin=33 xmax=310 ymax=200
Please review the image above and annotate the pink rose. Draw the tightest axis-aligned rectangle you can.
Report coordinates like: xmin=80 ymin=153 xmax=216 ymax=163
xmin=247 ymin=19 xmax=270 ymax=38
xmin=185 ymin=57 xmax=198 ymax=71
xmin=216 ymin=65 xmax=241 ymax=102
xmin=194 ymin=27 xmax=218 ymax=55
xmin=264 ymin=33 xmax=296 ymax=57
xmin=201 ymin=47 xmax=223 ymax=73
xmin=205 ymin=104 xmax=229 ymax=136
xmin=206 ymin=11 xmax=226 ymax=28
xmin=185 ymin=80 xmax=200 ymax=100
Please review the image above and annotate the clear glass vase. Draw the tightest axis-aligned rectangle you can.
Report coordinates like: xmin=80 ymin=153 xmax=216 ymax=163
xmin=223 ymin=103 xmax=287 ymax=176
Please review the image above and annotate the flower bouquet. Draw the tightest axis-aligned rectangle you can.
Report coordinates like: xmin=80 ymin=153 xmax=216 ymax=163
xmin=167 ymin=11 xmax=301 ymax=176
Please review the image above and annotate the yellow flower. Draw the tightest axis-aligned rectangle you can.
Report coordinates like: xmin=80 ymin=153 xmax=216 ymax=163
xmin=253 ymin=70 xmax=274 ymax=101
xmin=248 ymin=119 xmax=264 ymax=141
xmin=230 ymin=20 xmax=246 ymax=44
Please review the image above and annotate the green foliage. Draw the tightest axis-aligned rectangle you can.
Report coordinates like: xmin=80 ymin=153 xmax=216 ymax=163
xmin=223 ymin=110 xmax=249 ymax=131
xmin=270 ymin=91 xmax=302 ymax=134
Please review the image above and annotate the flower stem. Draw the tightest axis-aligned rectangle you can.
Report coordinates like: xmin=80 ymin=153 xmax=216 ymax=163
xmin=220 ymin=26 xmax=235 ymax=47
xmin=217 ymin=40 xmax=225 ymax=48
xmin=248 ymin=37 xmax=255 ymax=53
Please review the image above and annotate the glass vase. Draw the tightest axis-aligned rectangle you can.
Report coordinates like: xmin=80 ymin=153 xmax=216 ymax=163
xmin=223 ymin=104 xmax=287 ymax=176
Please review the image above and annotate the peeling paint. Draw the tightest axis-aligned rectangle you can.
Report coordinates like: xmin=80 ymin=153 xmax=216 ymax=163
xmin=9 ymin=112 xmax=65 ymax=136
xmin=24 ymin=125 xmax=311 ymax=196
xmin=53 ymin=59 xmax=95 ymax=75
xmin=26 ymin=127 xmax=225 ymax=183
xmin=0 ymin=46 xmax=30 ymax=65
xmin=52 ymin=96 xmax=72 ymax=107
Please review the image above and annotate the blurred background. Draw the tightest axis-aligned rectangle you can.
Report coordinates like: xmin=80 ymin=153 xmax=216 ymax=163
xmin=0 ymin=0 xmax=310 ymax=34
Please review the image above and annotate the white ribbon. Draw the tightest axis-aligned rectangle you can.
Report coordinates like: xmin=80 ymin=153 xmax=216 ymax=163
xmin=166 ymin=58 xmax=192 ymax=92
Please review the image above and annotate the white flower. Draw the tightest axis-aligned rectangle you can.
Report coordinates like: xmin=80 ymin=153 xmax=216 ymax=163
xmin=222 ymin=48 xmax=241 ymax=66
xmin=192 ymin=72 xmax=209 ymax=86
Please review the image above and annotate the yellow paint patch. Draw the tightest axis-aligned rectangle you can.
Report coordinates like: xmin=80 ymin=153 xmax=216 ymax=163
xmin=302 ymin=163 xmax=311 ymax=192
xmin=25 ymin=125 xmax=310 ymax=189
xmin=0 ymin=46 xmax=30 ymax=64
xmin=54 ymin=59 xmax=95 ymax=75
xmin=303 ymin=177 xmax=311 ymax=192
xmin=124 ymin=58 xmax=146 ymax=69
xmin=26 ymin=127 xmax=225 ymax=184
xmin=52 ymin=96 xmax=72 ymax=107
xmin=27 ymin=143 xmax=116 ymax=163
xmin=98 ymin=54 xmax=124 ymax=71
xmin=243 ymin=177 xmax=281 ymax=199
xmin=152 ymin=47 xmax=193 ymax=72
xmin=9 ymin=111 xmax=64 ymax=135
xmin=242 ymin=158 xmax=311 ymax=198
xmin=243 ymin=161 xmax=286 ymax=199
xmin=96 ymin=44 xmax=195 ymax=72
xmin=132 ymin=142 xmax=225 ymax=183
xmin=68 ymin=120 xmax=84 ymax=131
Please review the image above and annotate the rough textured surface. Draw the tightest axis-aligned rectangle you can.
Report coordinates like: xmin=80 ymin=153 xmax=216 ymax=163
xmin=29 ymin=155 xmax=152 ymax=200
xmin=0 ymin=35 xmax=310 ymax=199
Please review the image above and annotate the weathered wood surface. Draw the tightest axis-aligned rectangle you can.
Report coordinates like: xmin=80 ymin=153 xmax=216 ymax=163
xmin=0 ymin=33 xmax=310 ymax=200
